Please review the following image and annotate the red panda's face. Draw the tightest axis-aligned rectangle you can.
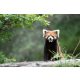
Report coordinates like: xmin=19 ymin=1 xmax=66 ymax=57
xmin=43 ymin=29 xmax=60 ymax=42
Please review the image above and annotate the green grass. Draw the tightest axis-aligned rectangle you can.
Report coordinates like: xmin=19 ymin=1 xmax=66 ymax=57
xmin=50 ymin=40 xmax=80 ymax=67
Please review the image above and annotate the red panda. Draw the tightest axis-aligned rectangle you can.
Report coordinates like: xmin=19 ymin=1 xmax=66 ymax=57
xmin=43 ymin=29 xmax=63 ymax=61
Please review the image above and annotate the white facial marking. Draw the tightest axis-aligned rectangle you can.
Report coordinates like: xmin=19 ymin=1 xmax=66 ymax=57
xmin=48 ymin=36 xmax=54 ymax=42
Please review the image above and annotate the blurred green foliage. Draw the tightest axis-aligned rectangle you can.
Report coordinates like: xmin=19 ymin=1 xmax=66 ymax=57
xmin=0 ymin=14 xmax=49 ymax=63
xmin=49 ymin=14 xmax=80 ymax=55
xmin=0 ymin=51 xmax=16 ymax=63
xmin=0 ymin=14 xmax=80 ymax=63
xmin=0 ymin=14 xmax=49 ymax=29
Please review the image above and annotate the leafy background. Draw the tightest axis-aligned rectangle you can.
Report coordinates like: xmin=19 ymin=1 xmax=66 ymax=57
xmin=0 ymin=14 xmax=80 ymax=63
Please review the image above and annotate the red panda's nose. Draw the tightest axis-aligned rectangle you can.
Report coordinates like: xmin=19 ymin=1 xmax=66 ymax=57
xmin=48 ymin=36 xmax=54 ymax=42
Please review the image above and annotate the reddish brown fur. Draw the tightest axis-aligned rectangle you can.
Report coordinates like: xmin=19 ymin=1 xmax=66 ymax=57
xmin=43 ymin=30 xmax=63 ymax=61
xmin=45 ymin=31 xmax=57 ymax=39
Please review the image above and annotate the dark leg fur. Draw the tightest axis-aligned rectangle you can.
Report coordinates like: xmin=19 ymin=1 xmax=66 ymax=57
xmin=44 ymin=39 xmax=57 ymax=61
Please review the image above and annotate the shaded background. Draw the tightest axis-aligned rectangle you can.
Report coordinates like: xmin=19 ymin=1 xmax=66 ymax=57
xmin=0 ymin=14 xmax=80 ymax=63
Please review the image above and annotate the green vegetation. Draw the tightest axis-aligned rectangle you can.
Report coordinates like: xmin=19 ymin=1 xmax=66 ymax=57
xmin=49 ymin=14 xmax=80 ymax=54
xmin=0 ymin=14 xmax=80 ymax=66
xmin=0 ymin=51 xmax=16 ymax=63
xmin=52 ymin=59 xmax=80 ymax=67
xmin=0 ymin=14 xmax=49 ymax=63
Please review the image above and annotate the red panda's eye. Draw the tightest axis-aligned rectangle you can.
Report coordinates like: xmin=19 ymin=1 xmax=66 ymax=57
xmin=52 ymin=36 xmax=54 ymax=38
xmin=54 ymin=36 xmax=56 ymax=39
xmin=52 ymin=36 xmax=57 ymax=39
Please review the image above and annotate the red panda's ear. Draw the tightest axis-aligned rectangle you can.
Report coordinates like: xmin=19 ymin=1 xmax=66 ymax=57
xmin=54 ymin=30 xmax=60 ymax=38
xmin=43 ymin=29 xmax=48 ymax=37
